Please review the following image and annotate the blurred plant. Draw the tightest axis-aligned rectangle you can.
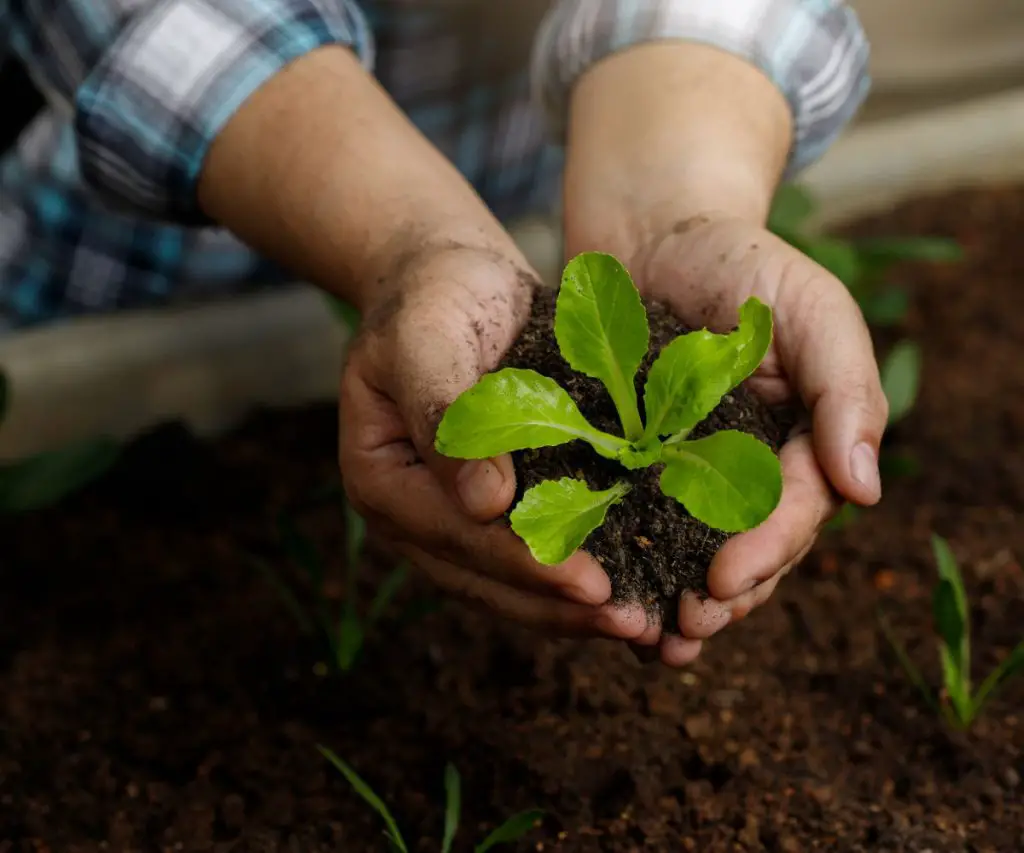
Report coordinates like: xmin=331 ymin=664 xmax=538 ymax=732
xmin=0 ymin=368 xmax=119 ymax=512
xmin=317 ymin=745 xmax=544 ymax=852
xmin=253 ymin=497 xmax=408 ymax=673
xmin=768 ymin=183 xmax=961 ymax=428
xmin=879 ymin=534 xmax=1024 ymax=730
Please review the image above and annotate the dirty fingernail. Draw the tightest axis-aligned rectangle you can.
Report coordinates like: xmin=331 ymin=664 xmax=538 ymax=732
xmin=850 ymin=442 xmax=881 ymax=500
xmin=455 ymin=460 xmax=504 ymax=516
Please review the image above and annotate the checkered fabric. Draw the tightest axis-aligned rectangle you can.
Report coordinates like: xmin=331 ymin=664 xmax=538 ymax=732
xmin=0 ymin=0 xmax=870 ymax=328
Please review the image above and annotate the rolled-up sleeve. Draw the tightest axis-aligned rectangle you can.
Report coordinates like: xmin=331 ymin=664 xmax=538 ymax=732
xmin=531 ymin=0 xmax=870 ymax=175
xmin=5 ymin=0 xmax=373 ymax=223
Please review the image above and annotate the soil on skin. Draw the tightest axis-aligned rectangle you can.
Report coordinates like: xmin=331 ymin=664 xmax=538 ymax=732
xmin=501 ymin=289 xmax=791 ymax=625
xmin=2 ymin=186 xmax=1024 ymax=852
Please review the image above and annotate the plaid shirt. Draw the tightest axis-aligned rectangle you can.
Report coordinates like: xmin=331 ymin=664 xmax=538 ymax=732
xmin=0 ymin=0 xmax=870 ymax=330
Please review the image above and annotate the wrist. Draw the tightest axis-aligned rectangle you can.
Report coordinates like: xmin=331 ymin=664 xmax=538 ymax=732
xmin=563 ymin=42 xmax=791 ymax=263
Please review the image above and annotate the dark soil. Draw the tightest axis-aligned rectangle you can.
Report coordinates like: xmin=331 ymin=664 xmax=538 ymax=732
xmin=501 ymin=289 xmax=790 ymax=625
xmin=2 ymin=185 xmax=1024 ymax=852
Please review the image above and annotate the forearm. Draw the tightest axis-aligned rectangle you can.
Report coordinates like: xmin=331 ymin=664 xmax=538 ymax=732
xmin=198 ymin=47 xmax=523 ymax=312
xmin=563 ymin=42 xmax=792 ymax=263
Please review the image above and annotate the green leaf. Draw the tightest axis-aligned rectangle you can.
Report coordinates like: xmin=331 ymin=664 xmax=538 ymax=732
xmin=881 ymin=340 xmax=922 ymax=425
xmin=972 ymin=641 xmax=1024 ymax=715
xmin=660 ymin=431 xmax=782 ymax=533
xmin=327 ymin=295 xmax=361 ymax=332
xmin=335 ymin=615 xmax=364 ymax=672
xmin=931 ymin=535 xmax=970 ymax=691
xmin=854 ymin=236 xmax=963 ymax=265
xmin=442 ymin=763 xmax=461 ymax=853
xmin=877 ymin=608 xmax=942 ymax=717
xmin=767 ymin=183 xmax=815 ymax=233
xmin=317 ymin=746 xmax=409 ymax=853
xmin=435 ymin=368 xmax=628 ymax=461
xmin=475 ymin=810 xmax=545 ymax=853
xmin=345 ymin=502 xmax=367 ymax=571
xmin=366 ymin=563 xmax=409 ymax=626
xmin=278 ymin=515 xmax=325 ymax=587
xmin=510 ymin=478 xmax=630 ymax=566
xmin=555 ymin=252 xmax=647 ymax=440
xmin=825 ymin=502 xmax=862 ymax=532
xmin=0 ymin=437 xmax=119 ymax=512
xmin=860 ymin=286 xmax=910 ymax=326
xmin=643 ymin=297 xmax=773 ymax=442
xmin=790 ymin=234 xmax=863 ymax=289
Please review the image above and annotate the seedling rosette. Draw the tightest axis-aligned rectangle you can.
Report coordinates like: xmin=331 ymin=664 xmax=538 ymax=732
xmin=434 ymin=252 xmax=783 ymax=566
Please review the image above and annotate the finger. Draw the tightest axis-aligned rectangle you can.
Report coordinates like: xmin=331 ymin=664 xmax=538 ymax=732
xmin=341 ymin=355 xmax=515 ymax=523
xmin=706 ymin=434 xmax=839 ymax=601
xmin=403 ymin=542 xmax=649 ymax=640
xmin=775 ymin=270 xmax=889 ymax=507
xmin=658 ymin=635 xmax=703 ymax=668
xmin=677 ymin=570 xmax=786 ymax=639
xmin=341 ymin=376 xmax=612 ymax=605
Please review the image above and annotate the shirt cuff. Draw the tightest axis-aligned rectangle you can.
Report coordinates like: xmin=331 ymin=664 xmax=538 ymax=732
xmin=531 ymin=0 xmax=870 ymax=176
xmin=74 ymin=0 xmax=374 ymax=224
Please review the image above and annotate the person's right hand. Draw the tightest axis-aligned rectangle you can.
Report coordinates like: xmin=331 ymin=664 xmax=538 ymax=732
xmin=338 ymin=244 xmax=656 ymax=641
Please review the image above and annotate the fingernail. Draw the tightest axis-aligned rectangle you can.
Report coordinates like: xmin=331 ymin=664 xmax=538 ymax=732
xmin=456 ymin=460 xmax=504 ymax=516
xmin=850 ymin=442 xmax=882 ymax=500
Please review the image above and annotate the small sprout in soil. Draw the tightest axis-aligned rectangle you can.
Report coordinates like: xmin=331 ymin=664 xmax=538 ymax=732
xmin=317 ymin=745 xmax=544 ymax=852
xmin=0 ymin=368 xmax=120 ymax=512
xmin=253 ymin=495 xmax=408 ymax=673
xmin=435 ymin=252 xmax=782 ymax=565
xmin=768 ymin=182 xmax=962 ymax=427
xmin=879 ymin=534 xmax=1024 ymax=730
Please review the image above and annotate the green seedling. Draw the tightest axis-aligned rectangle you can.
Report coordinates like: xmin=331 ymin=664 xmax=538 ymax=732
xmin=317 ymin=745 xmax=544 ymax=852
xmin=0 ymin=369 xmax=120 ymax=512
xmin=254 ymin=498 xmax=407 ymax=672
xmin=435 ymin=251 xmax=782 ymax=565
xmin=768 ymin=183 xmax=961 ymax=427
xmin=879 ymin=534 xmax=1024 ymax=729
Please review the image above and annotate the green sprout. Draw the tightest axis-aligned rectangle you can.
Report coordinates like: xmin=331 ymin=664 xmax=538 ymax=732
xmin=317 ymin=746 xmax=544 ymax=853
xmin=254 ymin=498 xmax=407 ymax=673
xmin=767 ymin=183 xmax=961 ymax=428
xmin=0 ymin=368 xmax=120 ymax=512
xmin=879 ymin=534 xmax=1024 ymax=730
xmin=434 ymin=251 xmax=782 ymax=566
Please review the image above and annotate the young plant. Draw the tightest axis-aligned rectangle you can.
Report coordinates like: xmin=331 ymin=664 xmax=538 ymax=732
xmin=317 ymin=745 xmax=543 ymax=852
xmin=0 ymin=369 xmax=120 ymax=512
xmin=435 ymin=252 xmax=782 ymax=566
xmin=253 ymin=498 xmax=408 ymax=672
xmin=879 ymin=534 xmax=1024 ymax=730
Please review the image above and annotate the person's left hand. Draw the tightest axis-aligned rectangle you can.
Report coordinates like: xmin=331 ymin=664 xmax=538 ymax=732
xmin=617 ymin=212 xmax=889 ymax=666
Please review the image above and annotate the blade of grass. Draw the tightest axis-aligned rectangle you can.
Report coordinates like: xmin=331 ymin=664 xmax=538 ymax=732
xmin=367 ymin=563 xmax=409 ymax=626
xmin=249 ymin=557 xmax=314 ymax=635
xmin=971 ymin=641 xmax=1024 ymax=716
xmin=278 ymin=514 xmax=325 ymax=588
xmin=442 ymin=763 xmax=461 ymax=853
xmin=317 ymin=746 xmax=408 ymax=853
xmin=475 ymin=810 xmax=544 ymax=852
xmin=877 ymin=608 xmax=941 ymax=717
xmin=334 ymin=615 xmax=364 ymax=672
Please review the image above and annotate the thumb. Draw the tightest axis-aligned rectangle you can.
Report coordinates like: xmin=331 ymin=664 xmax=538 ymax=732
xmin=779 ymin=274 xmax=889 ymax=506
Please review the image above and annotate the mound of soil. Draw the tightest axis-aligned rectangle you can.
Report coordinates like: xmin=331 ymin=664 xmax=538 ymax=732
xmin=501 ymin=290 xmax=790 ymax=625
xmin=1 ymin=185 xmax=1023 ymax=852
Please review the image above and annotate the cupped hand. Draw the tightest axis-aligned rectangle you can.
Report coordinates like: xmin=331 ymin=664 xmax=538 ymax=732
xmin=628 ymin=214 xmax=889 ymax=666
xmin=338 ymin=244 xmax=655 ymax=641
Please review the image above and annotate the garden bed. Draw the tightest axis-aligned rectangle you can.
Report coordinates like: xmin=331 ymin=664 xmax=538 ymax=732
xmin=1 ymin=184 xmax=1023 ymax=852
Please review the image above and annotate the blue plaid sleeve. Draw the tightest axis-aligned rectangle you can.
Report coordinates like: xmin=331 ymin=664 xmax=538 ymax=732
xmin=6 ymin=0 xmax=374 ymax=224
xmin=531 ymin=0 xmax=870 ymax=175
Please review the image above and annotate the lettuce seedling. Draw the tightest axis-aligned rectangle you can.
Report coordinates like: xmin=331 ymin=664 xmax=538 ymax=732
xmin=317 ymin=746 xmax=543 ymax=853
xmin=879 ymin=534 xmax=1024 ymax=729
xmin=434 ymin=252 xmax=782 ymax=566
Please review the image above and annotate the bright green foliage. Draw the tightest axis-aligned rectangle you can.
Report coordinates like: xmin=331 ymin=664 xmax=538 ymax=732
xmin=879 ymin=534 xmax=1024 ymax=729
xmin=435 ymin=251 xmax=782 ymax=565
xmin=0 ymin=368 xmax=120 ymax=513
xmin=317 ymin=746 xmax=543 ymax=853
xmin=555 ymin=252 xmax=648 ymax=440
xmin=768 ymin=183 xmax=962 ymax=427
xmin=508 ymin=478 xmax=631 ymax=565
xmin=254 ymin=494 xmax=407 ymax=673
